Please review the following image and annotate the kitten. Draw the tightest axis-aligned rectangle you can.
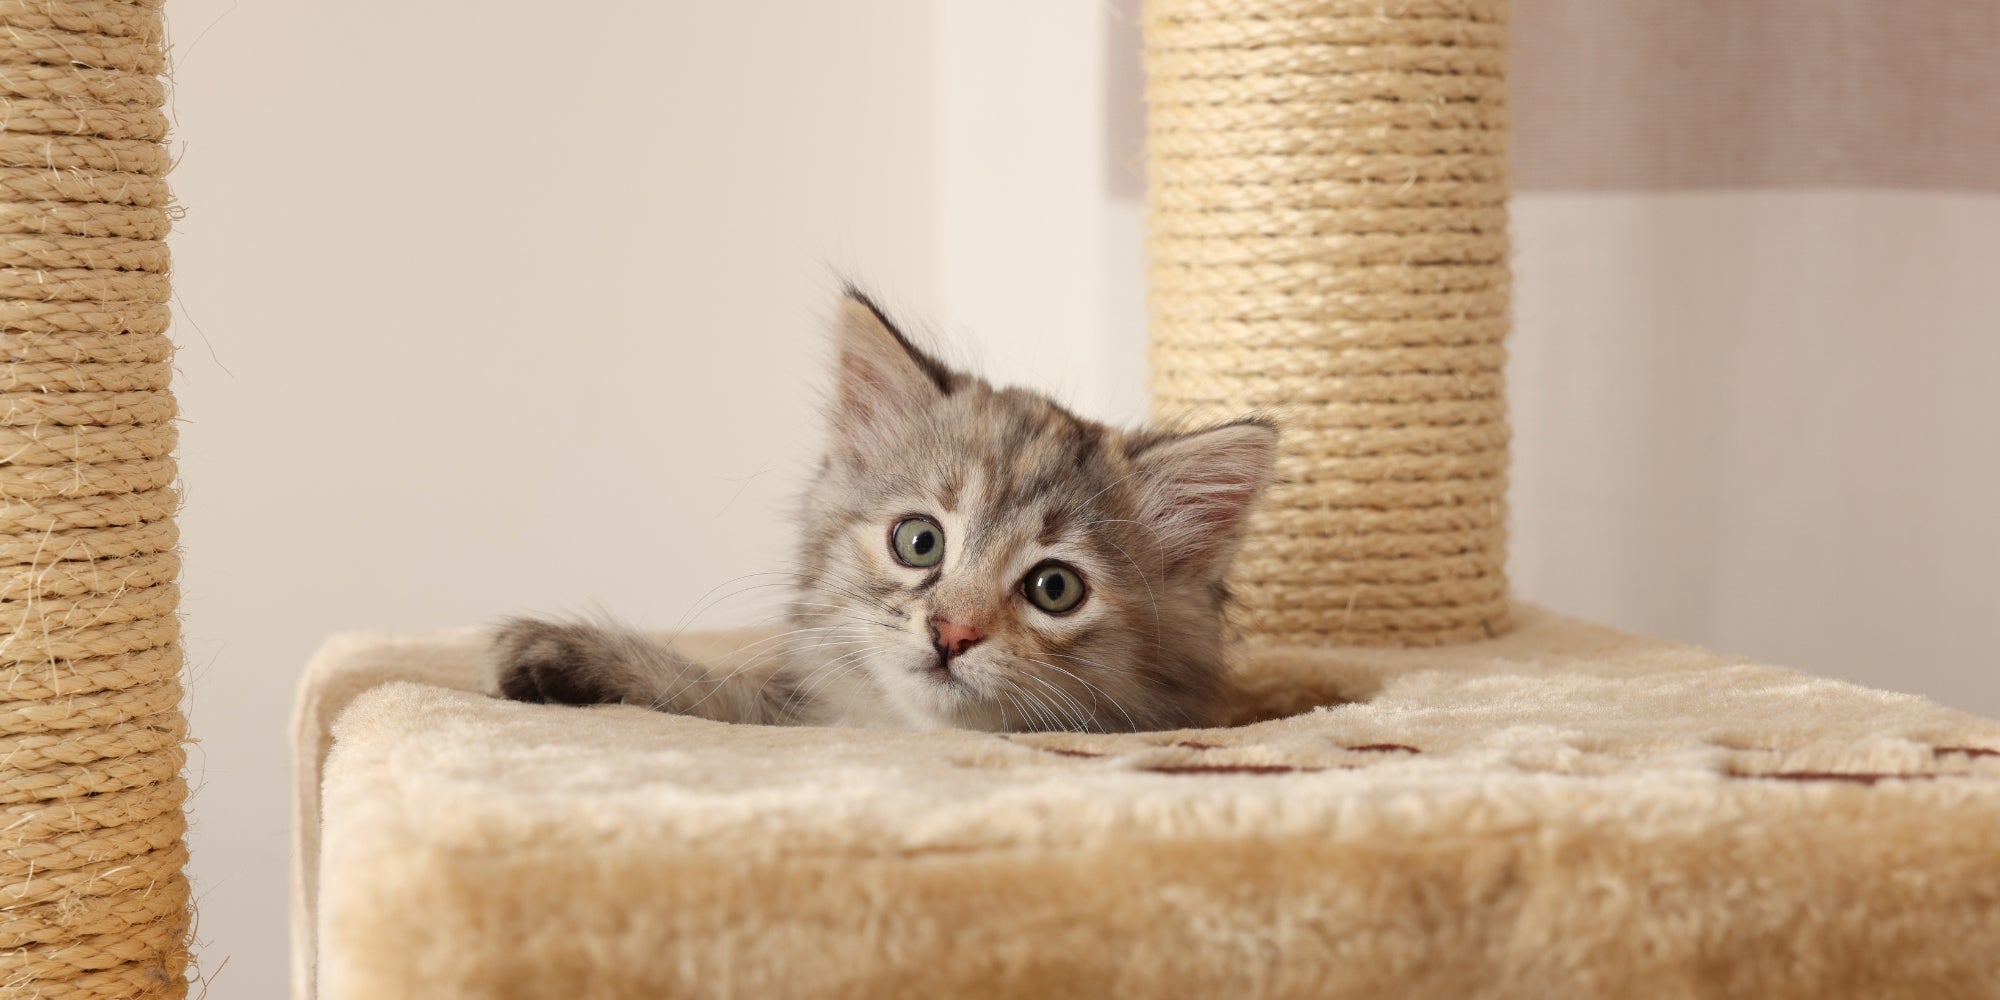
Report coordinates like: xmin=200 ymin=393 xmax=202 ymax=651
xmin=492 ymin=288 xmax=1277 ymax=732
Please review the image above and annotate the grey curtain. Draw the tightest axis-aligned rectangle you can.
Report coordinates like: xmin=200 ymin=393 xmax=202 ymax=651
xmin=1506 ymin=0 xmax=2000 ymax=714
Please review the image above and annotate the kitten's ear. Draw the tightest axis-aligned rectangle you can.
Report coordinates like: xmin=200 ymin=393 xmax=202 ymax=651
xmin=832 ymin=288 xmax=955 ymax=447
xmin=1131 ymin=420 xmax=1279 ymax=572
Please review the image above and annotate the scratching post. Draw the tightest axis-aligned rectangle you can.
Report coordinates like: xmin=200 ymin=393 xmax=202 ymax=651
xmin=1146 ymin=0 xmax=1512 ymax=645
xmin=0 ymin=2 xmax=190 ymax=997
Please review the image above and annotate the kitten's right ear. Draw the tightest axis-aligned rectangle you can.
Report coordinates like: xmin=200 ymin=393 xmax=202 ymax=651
xmin=833 ymin=288 xmax=955 ymax=446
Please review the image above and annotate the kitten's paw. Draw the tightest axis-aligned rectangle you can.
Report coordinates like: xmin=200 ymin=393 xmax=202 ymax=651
xmin=491 ymin=618 xmax=629 ymax=706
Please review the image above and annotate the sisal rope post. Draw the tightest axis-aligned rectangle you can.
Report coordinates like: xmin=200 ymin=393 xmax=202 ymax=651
xmin=1145 ymin=0 xmax=1513 ymax=646
xmin=0 ymin=1 xmax=192 ymax=996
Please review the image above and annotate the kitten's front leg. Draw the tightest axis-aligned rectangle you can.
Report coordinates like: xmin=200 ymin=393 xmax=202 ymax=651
xmin=492 ymin=617 xmax=800 ymax=724
xmin=492 ymin=618 xmax=643 ymax=706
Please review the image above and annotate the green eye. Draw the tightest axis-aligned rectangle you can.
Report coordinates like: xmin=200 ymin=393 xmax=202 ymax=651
xmin=1022 ymin=562 xmax=1086 ymax=614
xmin=891 ymin=517 xmax=944 ymax=567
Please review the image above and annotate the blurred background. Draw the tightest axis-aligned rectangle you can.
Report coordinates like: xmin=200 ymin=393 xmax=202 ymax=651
xmin=159 ymin=1 xmax=1998 ymax=995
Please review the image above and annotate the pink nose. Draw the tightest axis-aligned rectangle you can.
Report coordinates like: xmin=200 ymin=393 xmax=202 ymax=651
xmin=930 ymin=619 xmax=985 ymax=659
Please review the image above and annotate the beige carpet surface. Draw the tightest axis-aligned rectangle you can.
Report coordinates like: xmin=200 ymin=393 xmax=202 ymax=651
xmin=295 ymin=608 xmax=2000 ymax=999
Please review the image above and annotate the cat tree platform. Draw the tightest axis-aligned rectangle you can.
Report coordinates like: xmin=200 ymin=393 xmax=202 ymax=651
xmin=293 ymin=608 xmax=2000 ymax=999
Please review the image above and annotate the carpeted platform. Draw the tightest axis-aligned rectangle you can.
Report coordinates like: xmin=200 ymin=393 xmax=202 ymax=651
xmin=293 ymin=608 xmax=2000 ymax=999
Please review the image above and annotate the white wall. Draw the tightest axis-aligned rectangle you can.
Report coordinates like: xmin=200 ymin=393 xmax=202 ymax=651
xmin=1509 ymin=190 xmax=2000 ymax=714
xmin=932 ymin=2 xmax=1147 ymax=424
xmin=166 ymin=3 xmax=938 ymax=995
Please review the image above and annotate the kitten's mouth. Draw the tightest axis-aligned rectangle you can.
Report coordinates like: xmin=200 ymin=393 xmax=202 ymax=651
xmin=921 ymin=650 xmax=964 ymax=687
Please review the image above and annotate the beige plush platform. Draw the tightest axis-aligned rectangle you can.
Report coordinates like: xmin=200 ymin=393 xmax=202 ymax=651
xmin=293 ymin=608 xmax=2000 ymax=999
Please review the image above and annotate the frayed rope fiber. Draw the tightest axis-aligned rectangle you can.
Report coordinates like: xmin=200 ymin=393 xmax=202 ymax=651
xmin=1145 ymin=0 xmax=1513 ymax=646
xmin=0 ymin=0 xmax=192 ymax=996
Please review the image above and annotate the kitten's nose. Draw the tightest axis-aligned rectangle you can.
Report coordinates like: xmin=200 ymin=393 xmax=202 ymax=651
xmin=930 ymin=619 xmax=984 ymax=659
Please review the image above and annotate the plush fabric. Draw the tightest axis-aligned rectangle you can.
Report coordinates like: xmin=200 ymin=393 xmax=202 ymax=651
xmin=295 ymin=608 xmax=2000 ymax=999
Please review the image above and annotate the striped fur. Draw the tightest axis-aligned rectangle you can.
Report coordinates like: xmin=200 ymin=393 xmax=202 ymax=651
xmin=494 ymin=290 xmax=1275 ymax=732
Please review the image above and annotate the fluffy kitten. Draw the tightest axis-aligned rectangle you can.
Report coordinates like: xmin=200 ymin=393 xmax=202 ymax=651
xmin=492 ymin=289 xmax=1277 ymax=732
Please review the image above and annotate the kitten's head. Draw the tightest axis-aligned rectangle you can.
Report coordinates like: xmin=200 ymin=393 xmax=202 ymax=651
xmin=789 ymin=289 xmax=1277 ymax=733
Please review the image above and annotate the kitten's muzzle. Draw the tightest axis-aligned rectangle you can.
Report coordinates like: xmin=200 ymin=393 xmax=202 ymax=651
xmin=929 ymin=618 xmax=985 ymax=666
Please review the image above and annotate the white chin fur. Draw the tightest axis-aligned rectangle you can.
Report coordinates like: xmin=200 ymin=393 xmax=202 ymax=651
xmin=856 ymin=653 xmax=1013 ymax=732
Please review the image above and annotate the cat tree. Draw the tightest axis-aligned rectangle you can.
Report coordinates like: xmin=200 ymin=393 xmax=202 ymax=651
xmin=1147 ymin=0 xmax=1511 ymax=645
xmin=0 ymin=2 xmax=190 ymax=997
xmin=288 ymin=1 xmax=2000 ymax=997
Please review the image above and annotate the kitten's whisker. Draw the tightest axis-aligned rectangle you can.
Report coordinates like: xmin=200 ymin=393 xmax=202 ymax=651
xmin=683 ymin=637 xmax=868 ymax=717
xmin=789 ymin=644 xmax=876 ymax=695
xmin=1016 ymin=669 xmax=1092 ymax=733
xmin=1032 ymin=680 xmax=1080 ymax=736
xmin=659 ymin=625 xmax=871 ymax=712
xmin=787 ymin=610 xmax=891 ymax=625
xmin=1043 ymin=650 xmax=1137 ymax=681
xmin=662 ymin=571 xmax=807 ymax=642
xmin=782 ymin=612 xmax=899 ymax=635
xmin=780 ymin=646 xmax=876 ymax=718
xmin=1004 ymin=678 xmax=1059 ymax=732
xmin=798 ymin=568 xmax=907 ymax=615
xmin=1079 ymin=517 xmax=1171 ymax=559
xmin=769 ymin=659 xmax=850 ymax=721
xmin=785 ymin=603 xmax=903 ymax=631
xmin=713 ymin=625 xmax=871 ymax=667
xmin=743 ymin=633 xmax=872 ymax=667
xmin=1094 ymin=535 xmax=1163 ymax=650
xmin=1065 ymin=468 xmax=1153 ymax=519
xmin=786 ymin=616 xmax=901 ymax=639
xmin=722 ymin=634 xmax=870 ymax=679
xmin=1028 ymin=662 xmax=1104 ymax=730
xmin=794 ymin=577 xmax=885 ymax=606
xmin=1000 ymin=688 xmax=1042 ymax=735
xmin=1030 ymin=656 xmax=1139 ymax=733
xmin=1046 ymin=651 xmax=1187 ymax=732
xmin=750 ymin=647 xmax=842 ymax=720
xmin=1000 ymin=688 xmax=1048 ymax=736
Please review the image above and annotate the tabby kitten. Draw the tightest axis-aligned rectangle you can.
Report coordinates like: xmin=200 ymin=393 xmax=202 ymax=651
xmin=492 ymin=289 xmax=1277 ymax=732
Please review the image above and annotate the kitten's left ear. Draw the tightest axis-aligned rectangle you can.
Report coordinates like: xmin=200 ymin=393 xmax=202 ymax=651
xmin=1131 ymin=420 xmax=1279 ymax=572
xmin=832 ymin=288 xmax=957 ymax=447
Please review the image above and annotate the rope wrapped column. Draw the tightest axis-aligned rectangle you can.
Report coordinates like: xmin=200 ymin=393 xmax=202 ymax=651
xmin=1145 ymin=0 xmax=1513 ymax=646
xmin=0 ymin=1 xmax=191 ymax=996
